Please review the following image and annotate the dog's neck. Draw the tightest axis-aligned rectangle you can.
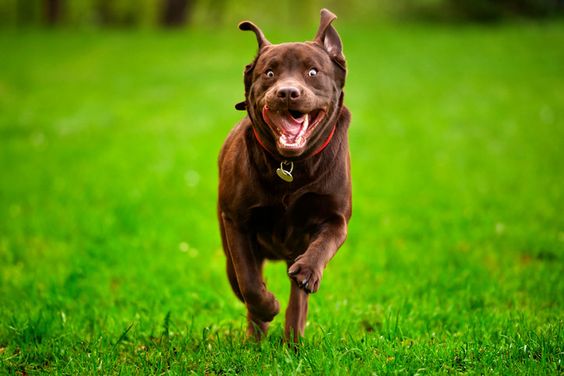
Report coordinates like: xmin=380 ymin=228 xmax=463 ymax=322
xmin=251 ymin=121 xmax=337 ymax=183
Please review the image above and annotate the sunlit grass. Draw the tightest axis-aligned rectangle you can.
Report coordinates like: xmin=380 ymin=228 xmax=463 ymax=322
xmin=0 ymin=22 xmax=563 ymax=374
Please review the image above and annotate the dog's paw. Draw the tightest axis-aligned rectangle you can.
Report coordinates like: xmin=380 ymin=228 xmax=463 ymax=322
xmin=288 ymin=257 xmax=323 ymax=293
xmin=247 ymin=291 xmax=280 ymax=323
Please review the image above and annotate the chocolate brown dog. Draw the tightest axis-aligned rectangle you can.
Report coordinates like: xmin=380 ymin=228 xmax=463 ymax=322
xmin=218 ymin=9 xmax=351 ymax=342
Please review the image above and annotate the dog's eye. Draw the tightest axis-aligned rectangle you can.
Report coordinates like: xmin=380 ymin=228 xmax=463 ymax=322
xmin=308 ymin=68 xmax=318 ymax=77
xmin=265 ymin=70 xmax=274 ymax=78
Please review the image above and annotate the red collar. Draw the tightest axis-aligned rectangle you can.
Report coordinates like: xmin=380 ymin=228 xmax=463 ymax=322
xmin=252 ymin=124 xmax=337 ymax=159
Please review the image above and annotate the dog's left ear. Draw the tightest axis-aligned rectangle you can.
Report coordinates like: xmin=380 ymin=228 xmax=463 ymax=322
xmin=313 ymin=9 xmax=346 ymax=71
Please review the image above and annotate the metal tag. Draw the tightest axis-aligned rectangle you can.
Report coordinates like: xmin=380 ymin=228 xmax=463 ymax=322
xmin=276 ymin=161 xmax=294 ymax=182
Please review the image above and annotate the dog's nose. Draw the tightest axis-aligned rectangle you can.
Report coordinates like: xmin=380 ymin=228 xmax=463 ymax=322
xmin=277 ymin=86 xmax=301 ymax=100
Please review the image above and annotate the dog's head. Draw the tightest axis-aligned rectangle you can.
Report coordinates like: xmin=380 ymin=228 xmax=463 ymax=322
xmin=236 ymin=9 xmax=346 ymax=159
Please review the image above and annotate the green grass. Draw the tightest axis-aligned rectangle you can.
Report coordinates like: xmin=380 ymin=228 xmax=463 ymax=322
xmin=1 ymin=21 xmax=563 ymax=374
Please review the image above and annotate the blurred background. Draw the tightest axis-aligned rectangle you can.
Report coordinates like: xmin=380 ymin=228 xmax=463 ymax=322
xmin=1 ymin=0 xmax=563 ymax=28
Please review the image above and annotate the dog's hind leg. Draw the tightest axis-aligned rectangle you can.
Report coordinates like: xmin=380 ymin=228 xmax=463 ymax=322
xmin=284 ymin=278 xmax=310 ymax=343
xmin=221 ymin=212 xmax=280 ymax=340
xmin=225 ymin=254 xmax=244 ymax=302
xmin=245 ymin=256 xmax=270 ymax=340
xmin=221 ymin=220 xmax=245 ymax=303
xmin=226 ymin=255 xmax=270 ymax=339
xmin=226 ymin=251 xmax=271 ymax=339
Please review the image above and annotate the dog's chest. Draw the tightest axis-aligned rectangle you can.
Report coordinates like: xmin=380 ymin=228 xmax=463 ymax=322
xmin=250 ymin=192 xmax=333 ymax=261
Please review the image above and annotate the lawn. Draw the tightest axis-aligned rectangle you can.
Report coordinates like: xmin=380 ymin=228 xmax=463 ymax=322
xmin=0 ymin=20 xmax=563 ymax=374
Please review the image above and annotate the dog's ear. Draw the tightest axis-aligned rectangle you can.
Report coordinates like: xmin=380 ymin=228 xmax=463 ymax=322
xmin=235 ymin=21 xmax=271 ymax=111
xmin=238 ymin=21 xmax=271 ymax=50
xmin=313 ymin=9 xmax=345 ymax=71
xmin=235 ymin=61 xmax=255 ymax=111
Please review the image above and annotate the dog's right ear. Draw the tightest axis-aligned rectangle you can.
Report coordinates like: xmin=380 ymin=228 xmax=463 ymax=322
xmin=238 ymin=21 xmax=271 ymax=50
xmin=235 ymin=21 xmax=271 ymax=111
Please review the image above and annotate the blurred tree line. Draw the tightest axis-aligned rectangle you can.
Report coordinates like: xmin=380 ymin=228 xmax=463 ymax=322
xmin=0 ymin=0 xmax=562 ymax=28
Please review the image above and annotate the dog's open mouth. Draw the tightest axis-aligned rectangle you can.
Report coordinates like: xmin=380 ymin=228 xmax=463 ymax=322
xmin=262 ymin=106 xmax=326 ymax=151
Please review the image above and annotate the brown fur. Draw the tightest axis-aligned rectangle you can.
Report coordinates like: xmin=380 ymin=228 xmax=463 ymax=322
xmin=218 ymin=9 xmax=351 ymax=342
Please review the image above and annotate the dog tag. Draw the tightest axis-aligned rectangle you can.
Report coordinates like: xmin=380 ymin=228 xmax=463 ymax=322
xmin=276 ymin=161 xmax=294 ymax=182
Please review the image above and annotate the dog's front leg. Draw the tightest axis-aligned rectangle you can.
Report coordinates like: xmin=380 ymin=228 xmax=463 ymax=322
xmin=285 ymin=277 xmax=309 ymax=343
xmin=221 ymin=212 xmax=280 ymax=339
xmin=288 ymin=215 xmax=348 ymax=294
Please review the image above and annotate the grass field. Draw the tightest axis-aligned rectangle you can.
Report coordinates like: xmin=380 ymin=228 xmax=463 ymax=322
xmin=1 ymin=20 xmax=563 ymax=374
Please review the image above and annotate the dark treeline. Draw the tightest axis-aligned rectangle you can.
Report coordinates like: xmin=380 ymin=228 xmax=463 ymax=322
xmin=1 ymin=0 xmax=562 ymax=28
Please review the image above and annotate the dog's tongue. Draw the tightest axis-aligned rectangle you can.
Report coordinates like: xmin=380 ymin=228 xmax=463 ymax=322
xmin=268 ymin=111 xmax=309 ymax=144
